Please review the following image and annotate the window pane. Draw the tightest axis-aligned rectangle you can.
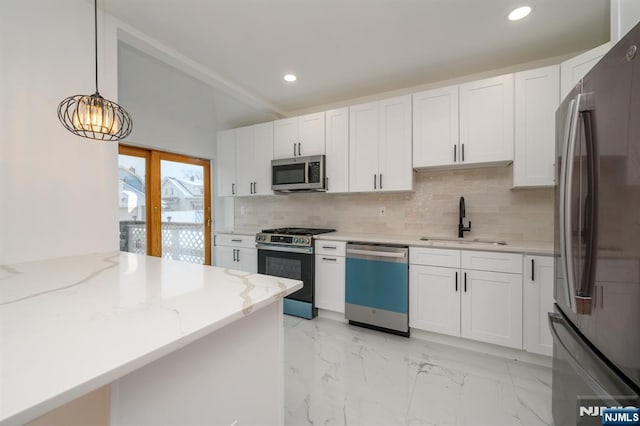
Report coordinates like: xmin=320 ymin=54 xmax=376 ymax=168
xmin=160 ymin=160 xmax=205 ymax=264
xmin=118 ymin=154 xmax=147 ymax=255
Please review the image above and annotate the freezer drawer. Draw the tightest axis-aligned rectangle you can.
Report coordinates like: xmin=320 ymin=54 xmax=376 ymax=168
xmin=550 ymin=305 xmax=639 ymax=426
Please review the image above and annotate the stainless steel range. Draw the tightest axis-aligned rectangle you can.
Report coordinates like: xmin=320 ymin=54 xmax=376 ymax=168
xmin=256 ymin=227 xmax=335 ymax=319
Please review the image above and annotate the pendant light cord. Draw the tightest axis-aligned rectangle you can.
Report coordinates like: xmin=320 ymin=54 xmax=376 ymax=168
xmin=94 ymin=0 xmax=99 ymax=94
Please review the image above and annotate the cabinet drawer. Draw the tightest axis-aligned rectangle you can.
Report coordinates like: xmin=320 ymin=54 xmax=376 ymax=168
xmin=461 ymin=250 xmax=522 ymax=274
xmin=214 ymin=233 xmax=256 ymax=249
xmin=410 ymin=247 xmax=461 ymax=268
xmin=315 ymin=240 xmax=346 ymax=256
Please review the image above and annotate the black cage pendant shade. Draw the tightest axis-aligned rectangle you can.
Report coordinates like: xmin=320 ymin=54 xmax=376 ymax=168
xmin=57 ymin=0 xmax=132 ymax=141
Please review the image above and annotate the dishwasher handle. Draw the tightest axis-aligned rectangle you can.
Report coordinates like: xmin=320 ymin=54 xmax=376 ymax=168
xmin=347 ymin=248 xmax=406 ymax=259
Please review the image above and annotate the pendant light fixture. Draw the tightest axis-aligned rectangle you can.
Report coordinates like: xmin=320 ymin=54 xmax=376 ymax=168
xmin=57 ymin=0 xmax=132 ymax=141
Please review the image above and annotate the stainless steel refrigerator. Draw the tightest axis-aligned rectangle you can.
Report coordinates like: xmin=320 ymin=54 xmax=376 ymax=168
xmin=551 ymin=22 xmax=640 ymax=426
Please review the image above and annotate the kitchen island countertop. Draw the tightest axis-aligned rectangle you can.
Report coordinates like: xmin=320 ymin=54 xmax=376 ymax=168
xmin=0 ymin=251 xmax=301 ymax=425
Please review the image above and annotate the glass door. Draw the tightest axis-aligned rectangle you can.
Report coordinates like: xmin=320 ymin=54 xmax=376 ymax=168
xmin=118 ymin=146 xmax=212 ymax=265
xmin=118 ymin=146 xmax=150 ymax=255
xmin=158 ymin=154 xmax=211 ymax=265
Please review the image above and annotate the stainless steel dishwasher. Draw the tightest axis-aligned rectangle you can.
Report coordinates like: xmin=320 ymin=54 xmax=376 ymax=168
xmin=345 ymin=243 xmax=409 ymax=336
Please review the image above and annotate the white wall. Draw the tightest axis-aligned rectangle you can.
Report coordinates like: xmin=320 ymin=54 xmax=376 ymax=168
xmin=118 ymin=43 xmax=218 ymax=159
xmin=1 ymin=0 xmax=120 ymax=264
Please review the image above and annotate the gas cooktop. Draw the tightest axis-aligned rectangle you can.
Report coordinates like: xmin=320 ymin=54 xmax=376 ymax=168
xmin=260 ymin=227 xmax=336 ymax=236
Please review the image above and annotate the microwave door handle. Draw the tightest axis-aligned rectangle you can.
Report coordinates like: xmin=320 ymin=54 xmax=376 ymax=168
xmin=305 ymin=160 xmax=309 ymax=184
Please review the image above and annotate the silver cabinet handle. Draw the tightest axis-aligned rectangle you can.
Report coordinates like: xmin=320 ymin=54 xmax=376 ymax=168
xmin=293 ymin=143 xmax=296 ymax=156
xmin=379 ymin=173 xmax=383 ymax=189
xmin=455 ymin=271 xmax=458 ymax=292
xmin=462 ymin=144 xmax=465 ymax=162
xmin=322 ymin=257 xmax=337 ymax=262
xmin=254 ymin=182 xmax=257 ymax=194
xmin=232 ymin=239 xmax=242 ymax=242
xmin=236 ymin=249 xmax=240 ymax=262
xmin=231 ymin=183 xmax=235 ymax=195
xmin=374 ymin=174 xmax=377 ymax=189
xmin=298 ymin=142 xmax=301 ymax=156
xmin=322 ymin=245 xmax=337 ymax=249
xmin=232 ymin=249 xmax=237 ymax=262
xmin=454 ymin=145 xmax=457 ymax=162
xmin=325 ymin=177 xmax=329 ymax=191
xmin=464 ymin=272 xmax=467 ymax=292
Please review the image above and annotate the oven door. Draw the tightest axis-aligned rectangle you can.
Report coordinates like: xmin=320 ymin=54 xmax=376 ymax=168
xmin=257 ymin=245 xmax=314 ymax=303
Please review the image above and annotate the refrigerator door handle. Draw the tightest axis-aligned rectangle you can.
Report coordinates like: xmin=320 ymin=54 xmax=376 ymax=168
xmin=559 ymin=97 xmax=579 ymax=313
xmin=580 ymin=106 xmax=598 ymax=306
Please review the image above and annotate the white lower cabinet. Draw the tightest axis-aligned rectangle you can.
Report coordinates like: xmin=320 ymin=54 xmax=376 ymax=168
xmin=524 ymin=255 xmax=554 ymax=356
xmin=461 ymin=269 xmax=523 ymax=349
xmin=314 ymin=240 xmax=346 ymax=313
xmin=315 ymin=255 xmax=346 ymax=313
xmin=410 ymin=265 xmax=460 ymax=337
xmin=213 ymin=234 xmax=257 ymax=273
xmin=410 ymin=247 xmax=524 ymax=350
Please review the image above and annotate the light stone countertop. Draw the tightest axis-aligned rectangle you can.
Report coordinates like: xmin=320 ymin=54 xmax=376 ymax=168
xmin=315 ymin=232 xmax=554 ymax=256
xmin=0 ymin=252 xmax=302 ymax=426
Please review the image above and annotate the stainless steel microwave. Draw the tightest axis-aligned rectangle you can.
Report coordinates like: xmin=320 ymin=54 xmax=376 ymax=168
xmin=271 ymin=155 xmax=326 ymax=192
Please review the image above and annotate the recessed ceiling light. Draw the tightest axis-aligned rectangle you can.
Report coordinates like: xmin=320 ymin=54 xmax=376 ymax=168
xmin=283 ymin=74 xmax=297 ymax=82
xmin=508 ymin=6 xmax=532 ymax=21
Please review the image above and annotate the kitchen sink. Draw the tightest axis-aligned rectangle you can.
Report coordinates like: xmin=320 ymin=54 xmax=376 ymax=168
xmin=420 ymin=237 xmax=508 ymax=246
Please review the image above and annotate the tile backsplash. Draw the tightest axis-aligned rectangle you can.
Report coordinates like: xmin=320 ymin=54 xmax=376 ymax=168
xmin=234 ymin=165 xmax=554 ymax=243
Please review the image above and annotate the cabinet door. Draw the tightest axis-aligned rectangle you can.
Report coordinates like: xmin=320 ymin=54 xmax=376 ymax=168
xmin=349 ymin=101 xmax=380 ymax=192
xmin=235 ymin=125 xmax=254 ymax=197
xmin=253 ymin=122 xmax=274 ymax=196
xmin=378 ymin=95 xmax=413 ymax=191
xmin=413 ymin=86 xmax=459 ymax=168
xmin=213 ymin=246 xmax=236 ymax=269
xmin=216 ymin=130 xmax=236 ymax=197
xmin=298 ymin=112 xmax=325 ymax=157
xmin=409 ymin=265 xmax=460 ymax=337
xmin=325 ymin=108 xmax=349 ymax=193
xmin=461 ymin=269 xmax=523 ymax=349
xmin=560 ymin=42 xmax=610 ymax=100
xmin=236 ymin=248 xmax=258 ymax=273
xmin=315 ymin=254 xmax=346 ymax=313
xmin=459 ymin=74 xmax=514 ymax=165
xmin=524 ymin=256 xmax=554 ymax=356
xmin=513 ymin=66 xmax=560 ymax=188
xmin=273 ymin=117 xmax=299 ymax=159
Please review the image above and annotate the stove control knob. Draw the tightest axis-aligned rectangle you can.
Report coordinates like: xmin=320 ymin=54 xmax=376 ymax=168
xmin=303 ymin=237 xmax=310 ymax=244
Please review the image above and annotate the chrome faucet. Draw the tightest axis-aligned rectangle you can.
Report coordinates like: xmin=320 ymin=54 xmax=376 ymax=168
xmin=458 ymin=197 xmax=471 ymax=238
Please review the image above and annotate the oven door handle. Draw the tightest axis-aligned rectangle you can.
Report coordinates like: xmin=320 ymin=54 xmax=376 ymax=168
xmin=257 ymin=244 xmax=313 ymax=255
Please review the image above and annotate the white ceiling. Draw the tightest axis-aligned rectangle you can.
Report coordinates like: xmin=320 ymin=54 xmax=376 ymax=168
xmin=104 ymin=0 xmax=610 ymax=114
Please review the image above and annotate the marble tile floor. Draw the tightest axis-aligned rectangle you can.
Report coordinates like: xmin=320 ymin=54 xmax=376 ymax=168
xmin=284 ymin=316 xmax=553 ymax=426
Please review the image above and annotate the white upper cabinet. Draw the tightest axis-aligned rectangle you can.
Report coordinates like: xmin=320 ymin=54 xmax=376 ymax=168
xmin=216 ymin=129 xmax=236 ymax=197
xmin=235 ymin=126 xmax=254 ymax=197
xmin=325 ymin=108 xmax=349 ymax=193
xmin=611 ymin=0 xmax=640 ymax=42
xmin=349 ymin=101 xmax=380 ymax=192
xmin=560 ymin=42 xmax=611 ymax=100
xmin=349 ymin=95 xmax=413 ymax=193
xmin=513 ymin=65 xmax=560 ymax=188
xmin=234 ymin=122 xmax=274 ymax=197
xmin=459 ymin=74 xmax=514 ymax=166
xmin=413 ymin=85 xmax=459 ymax=168
xmin=378 ymin=95 xmax=413 ymax=191
xmin=273 ymin=112 xmax=325 ymax=159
